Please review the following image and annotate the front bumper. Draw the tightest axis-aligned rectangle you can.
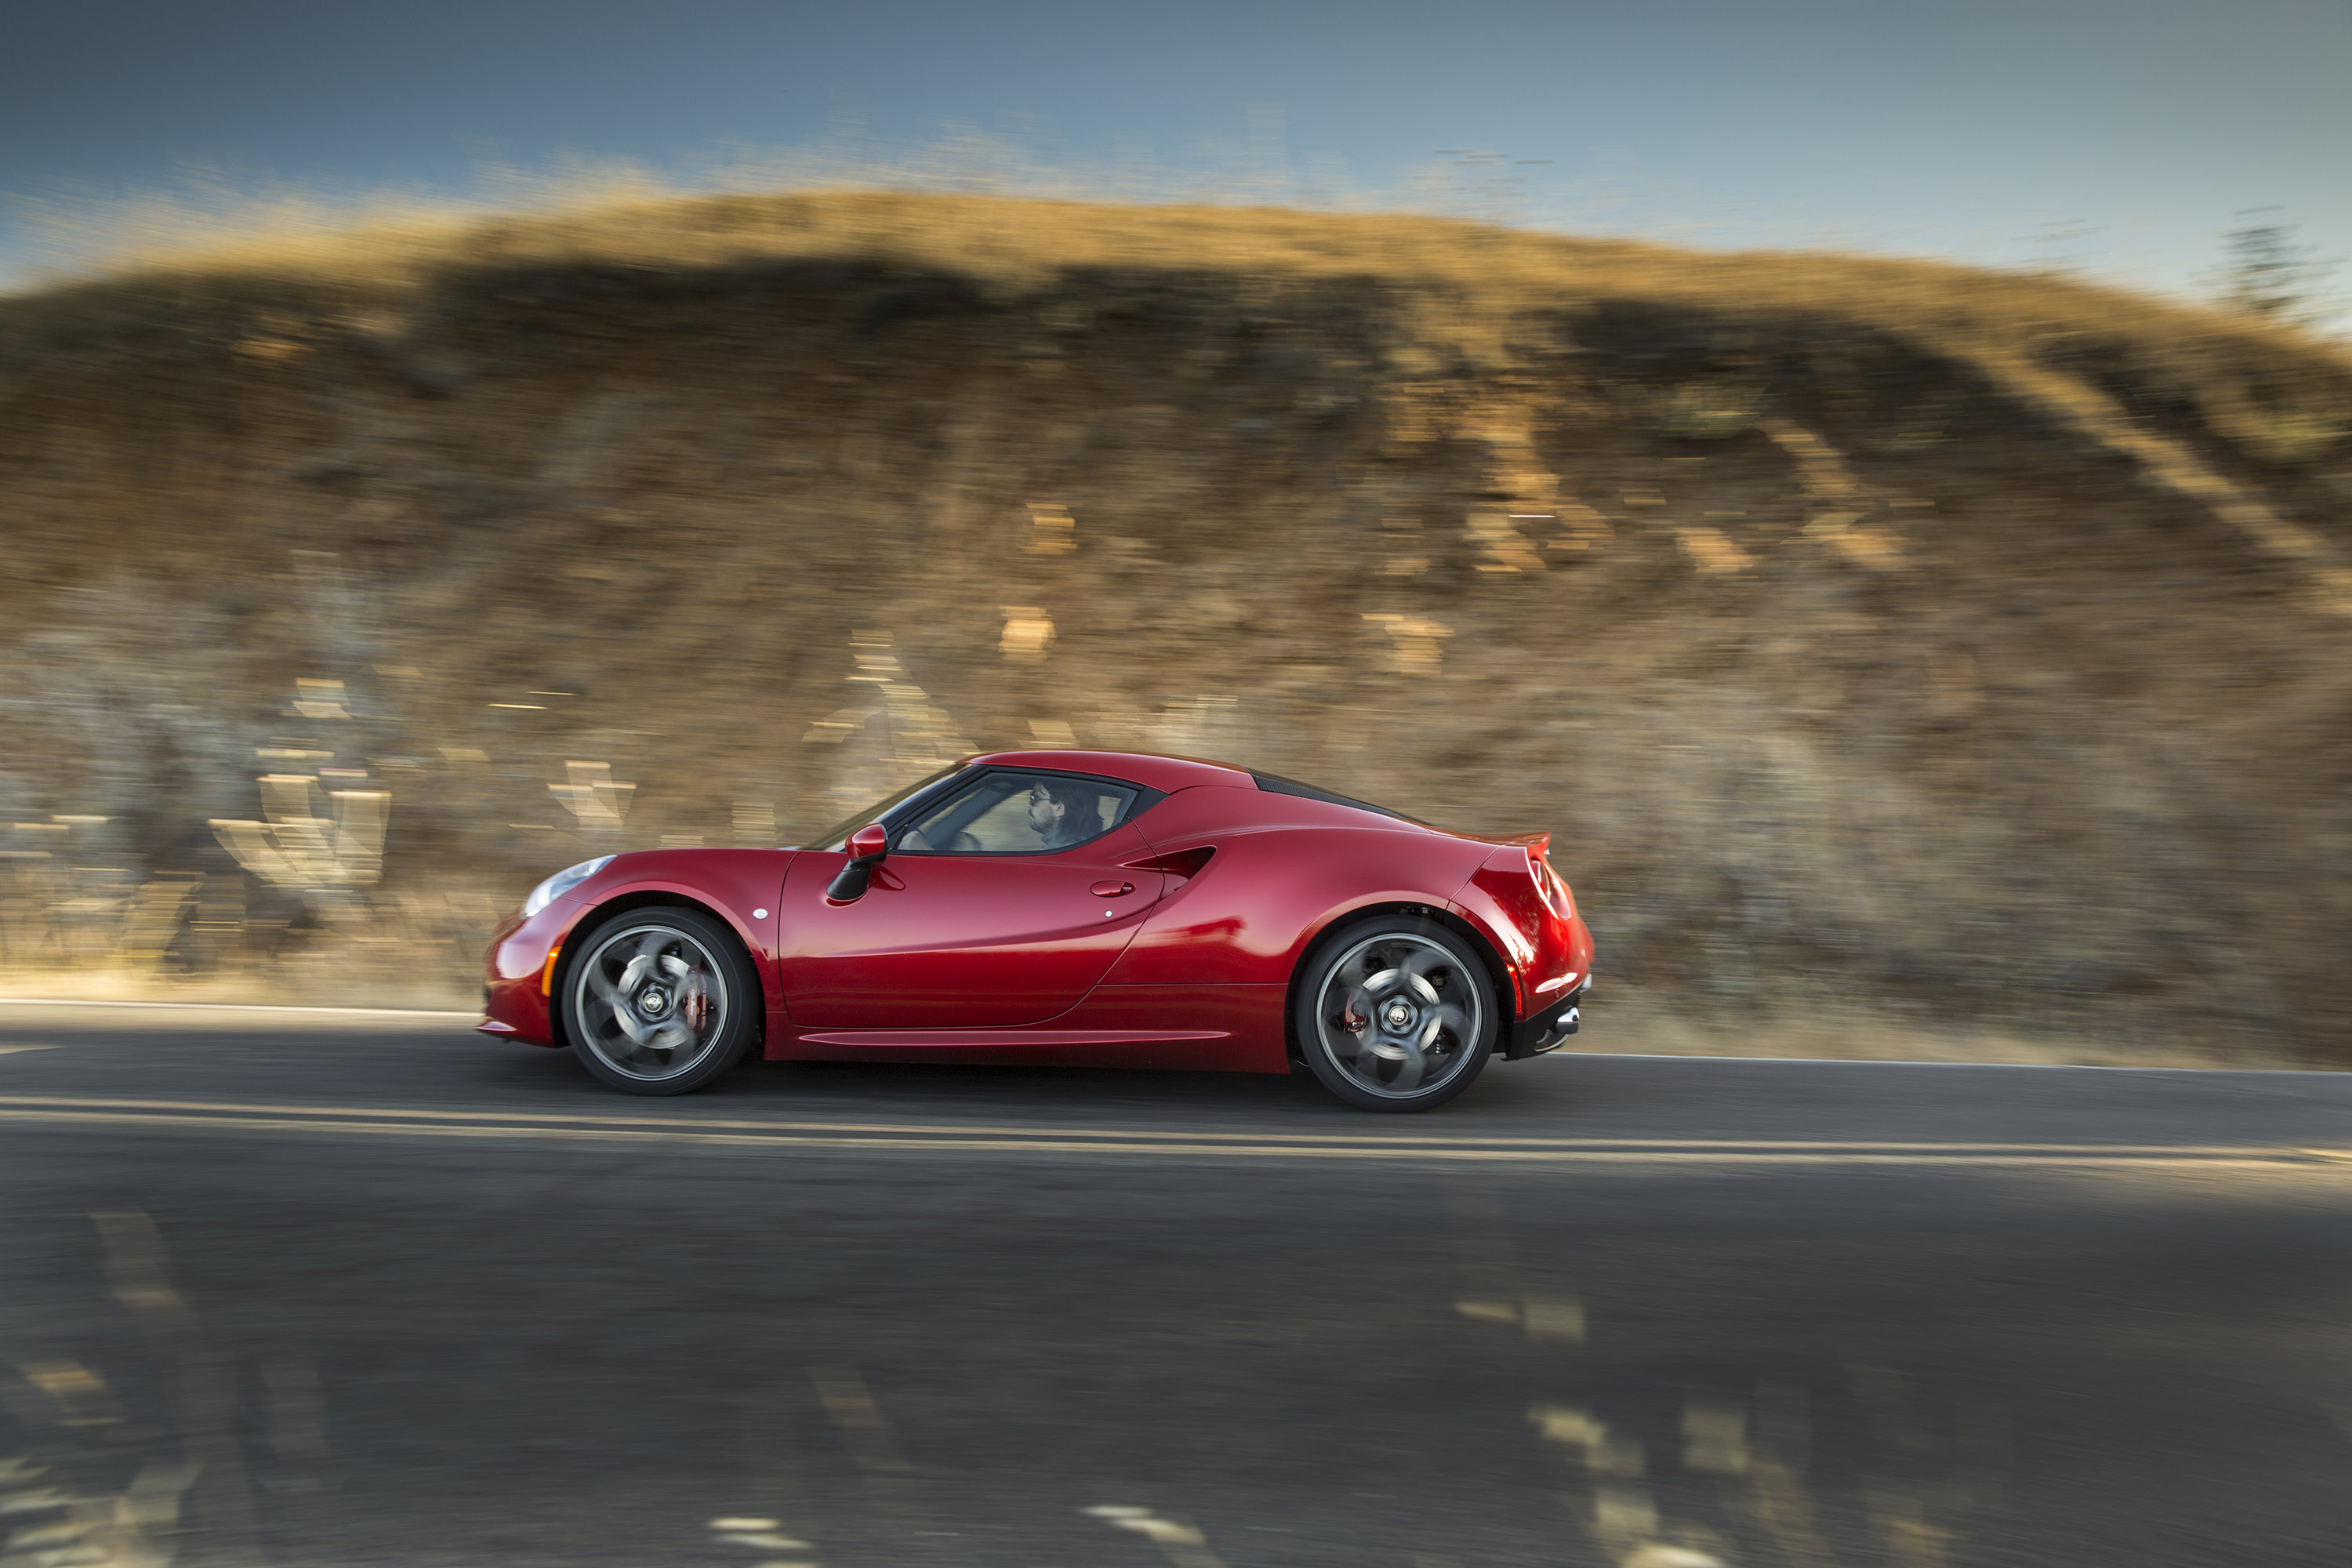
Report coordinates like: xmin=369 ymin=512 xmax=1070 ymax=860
xmin=477 ymin=897 xmax=588 ymax=1047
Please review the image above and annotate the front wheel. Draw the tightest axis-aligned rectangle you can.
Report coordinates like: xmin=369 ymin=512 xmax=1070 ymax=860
xmin=560 ymin=906 xmax=757 ymax=1095
xmin=1294 ymin=916 xmax=1498 ymax=1112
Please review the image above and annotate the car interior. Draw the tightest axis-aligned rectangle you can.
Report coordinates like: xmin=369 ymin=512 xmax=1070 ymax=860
xmin=893 ymin=771 xmax=1143 ymax=855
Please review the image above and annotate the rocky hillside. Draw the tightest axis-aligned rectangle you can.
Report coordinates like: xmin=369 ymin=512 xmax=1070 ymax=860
xmin=2 ymin=192 xmax=2348 ymax=1059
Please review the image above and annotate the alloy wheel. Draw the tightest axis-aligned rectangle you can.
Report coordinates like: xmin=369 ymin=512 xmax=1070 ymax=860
xmin=1310 ymin=931 xmax=1485 ymax=1100
xmin=572 ymin=921 xmax=731 ymax=1084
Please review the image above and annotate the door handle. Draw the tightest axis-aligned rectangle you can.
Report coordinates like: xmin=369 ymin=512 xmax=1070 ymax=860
xmin=1090 ymin=880 xmax=1137 ymax=897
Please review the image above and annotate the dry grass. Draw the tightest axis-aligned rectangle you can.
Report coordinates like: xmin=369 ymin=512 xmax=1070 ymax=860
xmin=1579 ymin=988 xmax=2310 ymax=1071
xmin=18 ymin=187 xmax=2352 ymax=394
xmin=13 ymin=187 xmax=2349 ymax=574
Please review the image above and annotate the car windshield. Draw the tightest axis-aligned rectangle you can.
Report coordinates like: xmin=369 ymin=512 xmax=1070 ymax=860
xmin=803 ymin=764 xmax=967 ymax=850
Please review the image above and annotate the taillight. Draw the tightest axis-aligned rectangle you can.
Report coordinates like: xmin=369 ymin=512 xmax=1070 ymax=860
xmin=1534 ymin=852 xmax=1574 ymax=920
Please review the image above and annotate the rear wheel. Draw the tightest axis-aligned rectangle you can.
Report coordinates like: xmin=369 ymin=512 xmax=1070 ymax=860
xmin=561 ymin=906 xmax=757 ymax=1095
xmin=1295 ymin=916 xmax=1498 ymax=1112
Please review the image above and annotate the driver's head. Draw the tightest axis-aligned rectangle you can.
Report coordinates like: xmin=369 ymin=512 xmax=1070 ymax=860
xmin=1026 ymin=779 xmax=1086 ymax=843
xmin=1025 ymin=779 xmax=1064 ymax=839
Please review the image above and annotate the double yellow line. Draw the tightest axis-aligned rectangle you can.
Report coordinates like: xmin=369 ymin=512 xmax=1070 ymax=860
xmin=0 ymin=1094 xmax=2343 ymax=1169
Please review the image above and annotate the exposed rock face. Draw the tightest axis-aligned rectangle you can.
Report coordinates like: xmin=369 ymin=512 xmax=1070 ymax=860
xmin=2 ymin=193 xmax=2347 ymax=1054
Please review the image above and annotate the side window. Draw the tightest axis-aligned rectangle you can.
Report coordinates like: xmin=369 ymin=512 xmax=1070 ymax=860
xmin=894 ymin=771 xmax=1145 ymax=855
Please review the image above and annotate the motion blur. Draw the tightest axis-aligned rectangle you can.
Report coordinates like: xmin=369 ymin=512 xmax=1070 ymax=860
xmin=2 ymin=84 xmax=2350 ymax=1567
xmin=2 ymin=192 xmax=2348 ymax=1064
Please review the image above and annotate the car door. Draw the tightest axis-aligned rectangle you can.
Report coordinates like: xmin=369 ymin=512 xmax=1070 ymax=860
xmin=775 ymin=769 xmax=1166 ymax=1029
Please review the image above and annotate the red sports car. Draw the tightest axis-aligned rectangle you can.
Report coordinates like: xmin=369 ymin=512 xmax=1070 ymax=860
xmin=479 ymin=751 xmax=1593 ymax=1112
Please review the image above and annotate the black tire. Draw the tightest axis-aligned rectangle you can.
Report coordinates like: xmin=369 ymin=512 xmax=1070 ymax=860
xmin=559 ymin=905 xmax=758 ymax=1096
xmin=1294 ymin=914 xmax=1499 ymax=1112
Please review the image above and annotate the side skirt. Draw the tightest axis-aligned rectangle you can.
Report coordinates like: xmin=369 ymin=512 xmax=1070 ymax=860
xmin=764 ymin=983 xmax=1289 ymax=1072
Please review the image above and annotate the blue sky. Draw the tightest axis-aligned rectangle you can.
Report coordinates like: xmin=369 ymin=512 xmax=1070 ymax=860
xmin=5 ymin=0 xmax=2347 ymax=312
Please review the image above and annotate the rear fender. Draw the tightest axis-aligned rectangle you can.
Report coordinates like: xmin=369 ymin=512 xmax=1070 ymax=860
xmin=1452 ymin=844 xmax=1590 ymax=1022
xmin=1104 ymin=822 xmax=1491 ymax=987
xmin=1279 ymin=898 xmax=1518 ymax=1065
xmin=1447 ymin=880 xmax=1538 ymax=1019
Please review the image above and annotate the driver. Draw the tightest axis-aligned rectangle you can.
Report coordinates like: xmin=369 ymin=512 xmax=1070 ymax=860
xmin=1027 ymin=779 xmax=1095 ymax=849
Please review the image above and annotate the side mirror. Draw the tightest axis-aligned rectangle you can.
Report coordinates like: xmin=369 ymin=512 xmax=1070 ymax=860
xmin=826 ymin=822 xmax=890 ymax=902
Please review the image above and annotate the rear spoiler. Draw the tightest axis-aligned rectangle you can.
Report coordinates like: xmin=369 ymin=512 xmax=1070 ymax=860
xmin=1456 ymin=830 xmax=1551 ymax=857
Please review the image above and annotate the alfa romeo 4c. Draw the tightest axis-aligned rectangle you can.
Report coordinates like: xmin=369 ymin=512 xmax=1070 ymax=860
xmin=481 ymin=751 xmax=1593 ymax=1112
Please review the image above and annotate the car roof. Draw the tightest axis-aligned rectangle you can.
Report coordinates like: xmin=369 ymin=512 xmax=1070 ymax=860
xmin=961 ymin=750 xmax=1257 ymax=794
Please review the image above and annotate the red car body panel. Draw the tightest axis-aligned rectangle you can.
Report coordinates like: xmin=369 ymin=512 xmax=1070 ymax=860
xmin=774 ymin=822 xmax=1163 ymax=1029
xmin=1099 ymin=785 xmax=1494 ymax=987
xmin=480 ymin=750 xmax=1593 ymax=1073
xmin=480 ymin=851 xmax=793 ymax=1048
xmin=1458 ymin=844 xmax=1593 ymax=1018
xmin=480 ymin=898 xmax=579 ymax=1045
xmin=786 ymin=984 xmax=1282 ymax=1072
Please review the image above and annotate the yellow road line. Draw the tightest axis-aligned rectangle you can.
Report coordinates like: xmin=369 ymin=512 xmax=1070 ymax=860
xmin=0 ymin=997 xmax=478 ymax=1018
xmin=0 ymin=1102 xmax=2339 ymax=1168
xmin=0 ymin=1095 xmax=2320 ymax=1157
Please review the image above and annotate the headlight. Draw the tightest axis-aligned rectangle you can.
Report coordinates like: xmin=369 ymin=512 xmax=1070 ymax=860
xmin=521 ymin=856 xmax=613 ymax=916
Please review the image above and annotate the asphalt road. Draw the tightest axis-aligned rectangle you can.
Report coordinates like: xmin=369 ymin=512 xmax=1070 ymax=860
xmin=0 ymin=1001 xmax=2347 ymax=1568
